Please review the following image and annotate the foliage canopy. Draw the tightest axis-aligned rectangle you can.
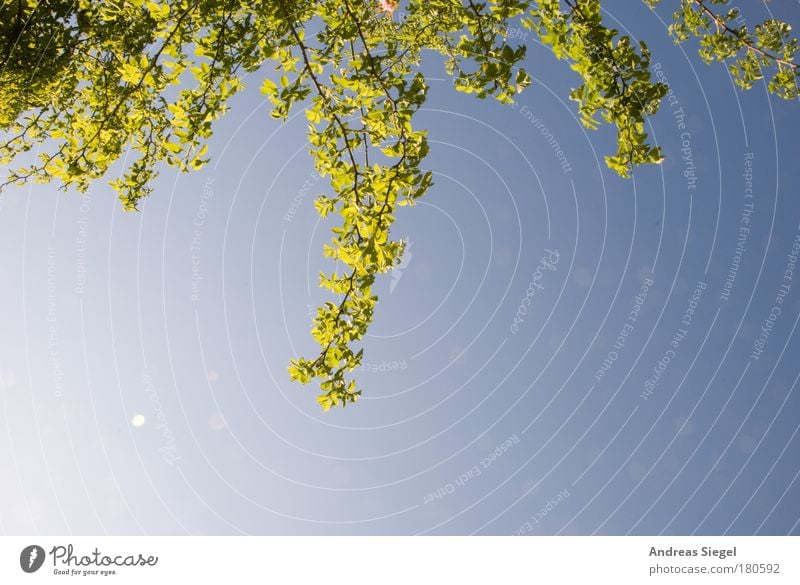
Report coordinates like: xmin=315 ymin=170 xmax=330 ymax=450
xmin=1 ymin=0 xmax=797 ymax=409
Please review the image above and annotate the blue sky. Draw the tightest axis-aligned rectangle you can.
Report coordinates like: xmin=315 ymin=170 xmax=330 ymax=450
xmin=0 ymin=0 xmax=799 ymax=535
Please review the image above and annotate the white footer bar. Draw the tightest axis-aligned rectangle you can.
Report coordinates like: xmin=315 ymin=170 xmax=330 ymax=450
xmin=2 ymin=536 xmax=798 ymax=584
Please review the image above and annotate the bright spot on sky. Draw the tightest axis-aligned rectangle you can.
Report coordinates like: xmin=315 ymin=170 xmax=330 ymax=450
xmin=0 ymin=369 xmax=17 ymax=387
xmin=209 ymin=412 xmax=226 ymax=431
xmin=131 ymin=414 xmax=146 ymax=427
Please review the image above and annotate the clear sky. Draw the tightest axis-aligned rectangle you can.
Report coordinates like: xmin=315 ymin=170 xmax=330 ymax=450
xmin=1 ymin=0 xmax=799 ymax=535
